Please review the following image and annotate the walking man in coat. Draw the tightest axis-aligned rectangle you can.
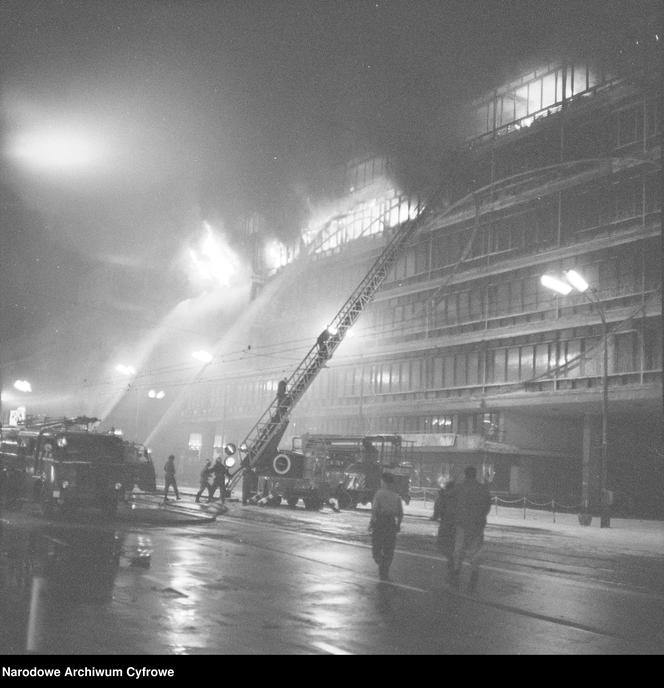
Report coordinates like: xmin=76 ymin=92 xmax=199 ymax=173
xmin=209 ymin=456 xmax=230 ymax=504
xmin=163 ymin=455 xmax=180 ymax=502
xmin=436 ymin=480 xmax=458 ymax=579
xmin=450 ymin=466 xmax=491 ymax=591
xmin=369 ymin=473 xmax=403 ymax=581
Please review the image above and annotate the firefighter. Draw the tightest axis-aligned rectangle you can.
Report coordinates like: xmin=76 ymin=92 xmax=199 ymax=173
xmin=195 ymin=459 xmax=212 ymax=503
xmin=209 ymin=456 xmax=230 ymax=504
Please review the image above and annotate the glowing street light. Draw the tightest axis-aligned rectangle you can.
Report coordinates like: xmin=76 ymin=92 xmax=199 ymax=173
xmin=13 ymin=380 xmax=32 ymax=393
xmin=541 ymin=270 xmax=611 ymax=528
xmin=540 ymin=274 xmax=573 ymax=295
xmin=192 ymin=350 xmax=213 ymax=364
xmin=148 ymin=390 xmax=165 ymax=399
xmin=115 ymin=364 xmax=137 ymax=376
xmin=564 ymin=269 xmax=590 ymax=293
xmin=9 ymin=126 xmax=105 ymax=174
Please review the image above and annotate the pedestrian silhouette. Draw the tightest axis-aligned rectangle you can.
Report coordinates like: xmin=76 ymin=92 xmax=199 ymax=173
xmin=369 ymin=473 xmax=403 ymax=581
xmin=163 ymin=455 xmax=180 ymax=502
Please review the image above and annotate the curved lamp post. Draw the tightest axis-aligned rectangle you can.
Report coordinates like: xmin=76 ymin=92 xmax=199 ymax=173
xmin=541 ymin=270 xmax=610 ymax=528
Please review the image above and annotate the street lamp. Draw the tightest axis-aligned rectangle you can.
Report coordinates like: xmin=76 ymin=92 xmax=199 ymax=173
xmin=541 ymin=270 xmax=611 ymax=527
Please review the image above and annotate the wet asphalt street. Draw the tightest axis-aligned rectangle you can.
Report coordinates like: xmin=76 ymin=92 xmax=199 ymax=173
xmin=1 ymin=495 xmax=664 ymax=655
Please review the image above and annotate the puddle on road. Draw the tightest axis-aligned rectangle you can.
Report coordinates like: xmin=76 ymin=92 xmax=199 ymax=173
xmin=0 ymin=519 xmax=150 ymax=653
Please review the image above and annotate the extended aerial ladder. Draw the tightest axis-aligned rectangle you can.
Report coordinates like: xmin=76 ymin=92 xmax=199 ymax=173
xmin=227 ymin=195 xmax=440 ymax=492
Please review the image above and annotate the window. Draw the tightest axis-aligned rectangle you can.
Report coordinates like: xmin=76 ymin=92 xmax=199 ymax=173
xmin=432 ymin=416 xmax=453 ymax=433
xmin=458 ymin=414 xmax=478 ymax=434
xmin=613 ymin=177 xmax=641 ymax=220
xmin=644 ymin=324 xmax=662 ymax=370
xmin=615 ymin=105 xmax=644 ymax=148
xmin=467 ymin=352 xmax=480 ymax=385
xmin=458 ymin=291 xmax=470 ymax=321
xmin=487 ymin=349 xmax=507 ymax=384
xmin=411 ymin=359 xmax=422 ymax=390
xmin=481 ymin=413 xmax=500 ymax=438
xmin=188 ymin=433 xmax=202 ymax=451
xmin=614 ymin=331 xmax=640 ymax=373
xmin=520 ymin=346 xmax=535 ymax=380
xmin=433 ymin=356 xmax=444 ymax=388
xmin=506 ymin=347 xmax=520 ymax=382
xmin=455 ymin=354 xmax=467 ymax=386
xmin=534 ymin=344 xmax=550 ymax=376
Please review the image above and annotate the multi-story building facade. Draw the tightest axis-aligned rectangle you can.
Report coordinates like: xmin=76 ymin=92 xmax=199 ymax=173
xmin=163 ymin=39 xmax=661 ymax=515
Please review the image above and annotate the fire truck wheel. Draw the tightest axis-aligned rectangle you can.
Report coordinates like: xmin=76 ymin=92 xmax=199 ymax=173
xmin=286 ymin=496 xmax=299 ymax=508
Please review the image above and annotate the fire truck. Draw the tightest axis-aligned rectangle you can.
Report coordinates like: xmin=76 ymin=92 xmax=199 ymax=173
xmin=256 ymin=434 xmax=411 ymax=510
xmin=0 ymin=417 xmax=125 ymax=518
xmin=225 ymin=191 xmax=441 ymax=507
xmin=121 ymin=441 xmax=157 ymax=495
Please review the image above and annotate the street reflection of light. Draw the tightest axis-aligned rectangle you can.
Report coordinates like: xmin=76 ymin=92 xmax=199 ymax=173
xmin=302 ymin=580 xmax=353 ymax=631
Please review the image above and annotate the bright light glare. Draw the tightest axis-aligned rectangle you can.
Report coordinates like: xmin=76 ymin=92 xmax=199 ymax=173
xmin=115 ymin=364 xmax=136 ymax=376
xmin=327 ymin=326 xmax=338 ymax=336
xmin=148 ymin=389 xmax=156 ymax=398
xmin=192 ymin=350 xmax=213 ymax=364
xmin=10 ymin=127 xmax=104 ymax=173
xmin=540 ymin=275 xmax=573 ymax=295
xmin=264 ymin=239 xmax=288 ymax=270
xmin=564 ymin=270 xmax=590 ymax=292
xmin=156 ymin=390 xmax=165 ymax=400
xmin=13 ymin=380 xmax=32 ymax=393
xmin=188 ymin=222 xmax=239 ymax=289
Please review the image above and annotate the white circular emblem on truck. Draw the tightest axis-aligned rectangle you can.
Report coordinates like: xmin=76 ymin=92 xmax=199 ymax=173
xmin=273 ymin=454 xmax=292 ymax=475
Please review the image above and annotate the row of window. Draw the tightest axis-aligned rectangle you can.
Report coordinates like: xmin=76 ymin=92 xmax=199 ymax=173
xmin=472 ymin=62 xmax=601 ymax=137
xmin=182 ymin=323 xmax=661 ymax=419
xmin=386 ymin=173 xmax=660 ymax=286
xmin=368 ymin=242 xmax=659 ymax=337
xmin=469 ymin=96 xmax=659 ymax=191
xmin=288 ymin=412 xmax=500 ymax=438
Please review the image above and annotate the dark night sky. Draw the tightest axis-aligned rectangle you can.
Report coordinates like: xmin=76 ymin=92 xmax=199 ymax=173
xmin=0 ymin=0 xmax=659 ymax=328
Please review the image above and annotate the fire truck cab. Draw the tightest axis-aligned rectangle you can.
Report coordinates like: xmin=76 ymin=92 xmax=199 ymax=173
xmin=0 ymin=417 xmax=125 ymax=518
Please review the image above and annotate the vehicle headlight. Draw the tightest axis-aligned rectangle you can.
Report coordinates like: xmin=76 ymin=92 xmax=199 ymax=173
xmin=115 ymin=482 xmax=123 ymax=490
xmin=61 ymin=480 xmax=70 ymax=489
